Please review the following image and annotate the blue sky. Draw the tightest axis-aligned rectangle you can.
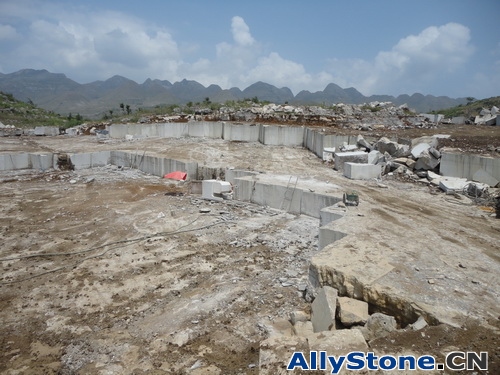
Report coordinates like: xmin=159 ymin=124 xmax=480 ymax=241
xmin=0 ymin=0 xmax=499 ymax=99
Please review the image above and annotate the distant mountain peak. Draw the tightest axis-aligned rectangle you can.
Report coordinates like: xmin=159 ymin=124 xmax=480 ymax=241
xmin=0 ymin=68 xmax=468 ymax=116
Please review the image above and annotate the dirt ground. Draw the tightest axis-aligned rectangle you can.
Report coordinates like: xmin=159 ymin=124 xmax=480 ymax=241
xmin=0 ymin=131 xmax=499 ymax=374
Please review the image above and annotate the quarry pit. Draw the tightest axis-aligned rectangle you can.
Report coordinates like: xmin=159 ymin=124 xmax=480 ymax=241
xmin=0 ymin=122 xmax=499 ymax=374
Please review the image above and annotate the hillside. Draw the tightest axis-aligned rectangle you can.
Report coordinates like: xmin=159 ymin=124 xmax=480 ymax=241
xmin=432 ymin=96 xmax=500 ymax=118
xmin=0 ymin=91 xmax=85 ymax=128
xmin=0 ymin=69 xmax=470 ymax=118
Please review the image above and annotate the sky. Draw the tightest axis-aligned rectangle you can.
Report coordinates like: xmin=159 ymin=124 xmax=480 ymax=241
xmin=0 ymin=0 xmax=499 ymax=99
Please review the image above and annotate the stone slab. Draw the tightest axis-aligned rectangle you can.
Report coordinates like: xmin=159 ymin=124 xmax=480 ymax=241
xmin=438 ymin=177 xmax=469 ymax=194
xmin=343 ymin=162 xmax=381 ymax=180
xmin=311 ymin=286 xmax=338 ymax=332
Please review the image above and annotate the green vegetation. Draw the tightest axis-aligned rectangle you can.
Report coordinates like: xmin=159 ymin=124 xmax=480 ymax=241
xmin=0 ymin=91 xmax=87 ymax=129
xmin=361 ymin=104 xmax=383 ymax=112
xmin=431 ymin=96 xmax=500 ymax=118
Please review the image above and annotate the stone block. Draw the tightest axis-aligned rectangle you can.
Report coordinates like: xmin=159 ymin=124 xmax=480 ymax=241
xmin=34 ymin=126 xmax=59 ymax=136
xmin=343 ymin=162 xmax=381 ymax=180
xmin=334 ymin=151 xmax=368 ymax=172
xmin=29 ymin=153 xmax=54 ymax=170
xmin=440 ymin=152 xmax=500 ymax=182
xmin=368 ymin=150 xmax=383 ymax=164
xmin=0 ymin=153 xmax=30 ymax=170
xmin=411 ymin=135 xmax=438 ymax=149
xmin=411 ymin=142 xmax=430 ymax=158
xmin=472 ymin=168 xmax=499 ymax=187
xmin=375 ymin=137 xmax=399 ymax=155
xmin=311 ymin=286 xmax=338 ymax=332
xmin=356 ymin=134 xmax=372 ymax=150
xmin=202 ymin=180 xmax=231 ymax=201
xmin=259 ymin=125 xmax=304 ymax=146
xmin=414 ymin=150 xmax=440 ymax=170
xmin=222 ymin=123 xmax=260 ymax=142
xmin=337 ymin=297 xmax=369 ymax=327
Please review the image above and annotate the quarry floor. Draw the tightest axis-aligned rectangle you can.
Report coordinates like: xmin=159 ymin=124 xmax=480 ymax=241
xmin=0 ymin=134 xmax=499 ymax=374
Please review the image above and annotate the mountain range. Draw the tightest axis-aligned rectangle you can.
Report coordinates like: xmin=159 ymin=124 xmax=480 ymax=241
xmin=0 ymin=69 xmax=468 ymax=118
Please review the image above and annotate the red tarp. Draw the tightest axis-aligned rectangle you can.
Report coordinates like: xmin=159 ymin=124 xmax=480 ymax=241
xmin=164 ymin=171 xmax=187 ymax=181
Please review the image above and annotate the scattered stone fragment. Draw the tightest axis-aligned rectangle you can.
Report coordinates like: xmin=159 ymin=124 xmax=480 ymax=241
xmin=410 ymin=315 xmax=428 ymax=331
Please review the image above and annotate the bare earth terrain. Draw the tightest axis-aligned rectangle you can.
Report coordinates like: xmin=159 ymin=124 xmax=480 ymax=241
xmin=0 ymin=129 xmax=499 ymax=374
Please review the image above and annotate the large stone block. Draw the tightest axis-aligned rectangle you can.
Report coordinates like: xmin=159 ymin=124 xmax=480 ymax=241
xmin=34 ymin=126 xmax=59 ymax=136
xmin=222 ymin=123 xmax=260 ymax=142
xmin=259 ymin=125 xmax=304 ymax=146
xmin=29 ymin=153 xmax=54 ymax=170
xmin=334 ymin=151 xmax=368 ymax=172
xmin=337 ymin=297 xmax=369 ymax=327
xmin=440 ymin=152 xmax=500 ymax=182
xmin=343 ymin=162 xmax=381 ymax=180
xmin=0 ymin=153 xmax=30 ymax=170
xmin=311 ymin=286 xmax=338 ymax=332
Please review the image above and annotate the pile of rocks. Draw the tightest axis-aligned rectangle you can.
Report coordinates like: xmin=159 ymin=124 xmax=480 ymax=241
xmin=132 ymin=102 xmax=445 ymax=130
xmin=0 ymin=121 xmax=22 ymax=136
xmin=474 ymin=106 xmax=499 ymax=126
xmin=341 ymin=134 xmax=447 ymax=180
xmin=259 ymin=285 xmax=428 ymax=373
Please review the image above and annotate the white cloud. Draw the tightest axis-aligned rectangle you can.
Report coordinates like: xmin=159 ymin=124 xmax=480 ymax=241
xmin=0 ymin=3 xmax=483 ymax=98
xmin=231 ymin=16 xmax=255 ymax=46
xmin=0 ymin=24 xmax=19 ymax=40
xmin=326 ymin=23 xmax=474 ymax=95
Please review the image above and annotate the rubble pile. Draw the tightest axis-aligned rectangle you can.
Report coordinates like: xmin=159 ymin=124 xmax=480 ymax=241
xmin=260 ymin=285 xmax=427 ymax=372
xmin=132 ymin=101 xmax=448 ymax=130
xmin=333 ymin=133 xmax=499 ymax=191
xmin=474 ymin=106 xmax=499 ymax=125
